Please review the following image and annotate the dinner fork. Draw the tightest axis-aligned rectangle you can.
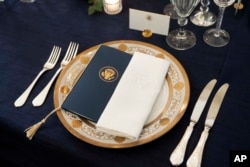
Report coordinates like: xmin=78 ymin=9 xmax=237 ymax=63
xmin=14 ymin=46 xmax=61 ymax=107
xmin=32 ymin=42 xmax=79 ymax=107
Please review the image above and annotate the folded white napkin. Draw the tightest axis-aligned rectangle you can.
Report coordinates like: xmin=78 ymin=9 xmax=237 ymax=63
xmin=96 ymin=52 xmax=170 ymax=140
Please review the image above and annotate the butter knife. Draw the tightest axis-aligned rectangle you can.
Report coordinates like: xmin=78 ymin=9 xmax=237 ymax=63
xmin=170 ymin=79 xmax=217 ymax=166
xmin=186 ymin=83 xmax=229 ymax=167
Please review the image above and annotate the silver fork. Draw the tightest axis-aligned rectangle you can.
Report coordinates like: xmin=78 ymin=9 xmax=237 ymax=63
xmin=32 ymin=42 xmax=79 ymax=107
xmin=14 ymin=46 xmax=61 ymax=107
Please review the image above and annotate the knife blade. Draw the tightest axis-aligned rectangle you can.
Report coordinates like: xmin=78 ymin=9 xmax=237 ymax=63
xmin=186 ymin=83 xmax=229 ymax=167
xmin=170 ymin=79 xmax=217 ymax=166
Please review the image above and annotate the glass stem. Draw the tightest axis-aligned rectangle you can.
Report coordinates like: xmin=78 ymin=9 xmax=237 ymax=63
xmin=178 ymin=17 xmax=187 ymax=36
xmin=200 ymin=0 xmax=210 ymax=13
xmin=178 ymin=27 xmax=185 ymax=36
xmin=215 ymin=7 xmax=225 ymax=36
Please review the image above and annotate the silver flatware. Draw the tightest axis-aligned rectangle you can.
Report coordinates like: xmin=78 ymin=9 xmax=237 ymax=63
xmin=14 ymin=46 xmax=61 ymax=107
xmin=186 ymin=83 xmax=229 ymax=167
xmin=170 ymin=79 xmax=217 ymax=166
xmin=32 ymin=42 xmax=79 ymax=107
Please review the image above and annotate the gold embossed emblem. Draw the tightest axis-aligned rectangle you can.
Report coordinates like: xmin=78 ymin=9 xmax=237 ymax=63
xmin=99 ymin=66 xmax=118 ymax=82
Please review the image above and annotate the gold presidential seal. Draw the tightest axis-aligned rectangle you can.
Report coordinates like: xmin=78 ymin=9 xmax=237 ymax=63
xmin=99 ymin=66 xmax=118 ymax=82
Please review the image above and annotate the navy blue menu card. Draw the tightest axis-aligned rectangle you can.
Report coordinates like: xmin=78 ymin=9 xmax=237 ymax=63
xmin=62 ymin=45 xmax=132 ymax=123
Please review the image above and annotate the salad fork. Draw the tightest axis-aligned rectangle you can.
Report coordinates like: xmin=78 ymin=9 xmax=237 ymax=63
xmin=32 ymin=42 xmax=79 ymax=107
xmin=14 ymin=46 xmax=61 ymax=107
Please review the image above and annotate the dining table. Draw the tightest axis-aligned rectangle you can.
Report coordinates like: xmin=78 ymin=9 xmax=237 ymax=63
xmin=1 ymin=0 xmax=250 ymax=166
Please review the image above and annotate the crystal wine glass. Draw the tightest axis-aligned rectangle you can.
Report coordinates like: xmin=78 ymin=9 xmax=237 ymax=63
xmin=163 ymin=0 xmax=178 ymax=19
xmin=190 ymin=0 xmax=217 ymax=27
xmin=166 ymin=0 xmax=200 ymax=50
xmin=203 ymin=0 xmax=235 ymax=47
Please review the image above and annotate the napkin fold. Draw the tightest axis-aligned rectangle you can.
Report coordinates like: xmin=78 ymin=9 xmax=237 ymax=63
xmin=96 ymin=52 xmax=170 ymax=140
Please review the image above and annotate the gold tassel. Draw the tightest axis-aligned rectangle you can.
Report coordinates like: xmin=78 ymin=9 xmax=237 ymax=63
xmin=25 ymin=107 xmax=60 ymax=140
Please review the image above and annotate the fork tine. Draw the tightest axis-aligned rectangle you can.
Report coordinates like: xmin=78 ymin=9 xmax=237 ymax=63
xmin=48 ymin=46 xmax=57 ymax=63
xmin=47 ymin=46 xmax=57 ymax=62
xmin=64 ymin=42 xmax=74 ymax=61
xmin=65 ymin=43 xmax=74 ymax=61
xmin=67 ymin=42 xmax=77 ymax=61
xmin=50 ymin=46 xmax=61 ymax=64
xmin=73 ymin=43 xmax=79 ymax=58
xmin=64 ymin=42 xmax=78 ymax=61
xmin=55 ymin=47 xmax=62 ymax=62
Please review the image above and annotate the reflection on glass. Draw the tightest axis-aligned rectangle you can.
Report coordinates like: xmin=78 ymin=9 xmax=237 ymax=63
xmin=163 ymin=1 xmax=178 ymax=19
xmin=190 ymin=0 xmax=217 ymax=27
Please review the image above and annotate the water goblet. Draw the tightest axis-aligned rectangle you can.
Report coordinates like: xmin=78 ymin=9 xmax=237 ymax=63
xmin=203 ymin=0 xmax=235 ymax=47
xmin=190 ymin=0 xmax=217 ymax=27
xmin=166 ymin=0 xmax=200 ymax=50
xmin=163 ymin=0 xmax=178 ymax=19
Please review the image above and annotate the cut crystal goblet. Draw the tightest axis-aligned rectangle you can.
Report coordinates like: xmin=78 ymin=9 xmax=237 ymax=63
xmin=166 ymin=0 xmax=200 ymax=50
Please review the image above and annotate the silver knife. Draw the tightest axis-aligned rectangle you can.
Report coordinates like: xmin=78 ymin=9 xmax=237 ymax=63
xmin=186 ymin=83 xmax=229 ymax=167
xmin=170 ymin=79 xmax=217 ymax=166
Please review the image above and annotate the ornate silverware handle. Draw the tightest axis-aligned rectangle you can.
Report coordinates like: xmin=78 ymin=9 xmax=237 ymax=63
xmin=170 ymin=121 xmax=195 ymax=166
xmin=186 ymin=126 xmax=210 ymax=167
xmin=14 ymin=70 xmax=46 ymax=107
xmin=32 ymin=67 xmax=62 ymax=106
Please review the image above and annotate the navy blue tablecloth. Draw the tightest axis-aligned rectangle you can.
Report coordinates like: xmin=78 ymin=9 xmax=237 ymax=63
xmin=1 ymin=0 xmax=250 ymax=166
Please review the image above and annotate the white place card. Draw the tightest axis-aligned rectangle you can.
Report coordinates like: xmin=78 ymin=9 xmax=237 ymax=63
xmin=129 ymin=8 xmax=170 ymax=36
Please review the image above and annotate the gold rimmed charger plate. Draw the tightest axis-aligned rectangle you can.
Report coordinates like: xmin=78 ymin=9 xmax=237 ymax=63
xmin=54 ymin=40 xmax=190 ymax=148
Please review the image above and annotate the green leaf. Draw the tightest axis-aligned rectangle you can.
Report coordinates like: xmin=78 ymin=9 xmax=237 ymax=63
xmin=94 ymin=0 xmax=103 ymax=12
xmin=88 ymin=6 xmax=96 ymax=15
xmin=88 ymin=0 xmax=103 ymax=15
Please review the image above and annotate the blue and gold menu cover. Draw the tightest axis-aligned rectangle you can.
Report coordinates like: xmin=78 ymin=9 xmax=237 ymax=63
xmin=62 ymin=45 xmax=132 ymax=122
